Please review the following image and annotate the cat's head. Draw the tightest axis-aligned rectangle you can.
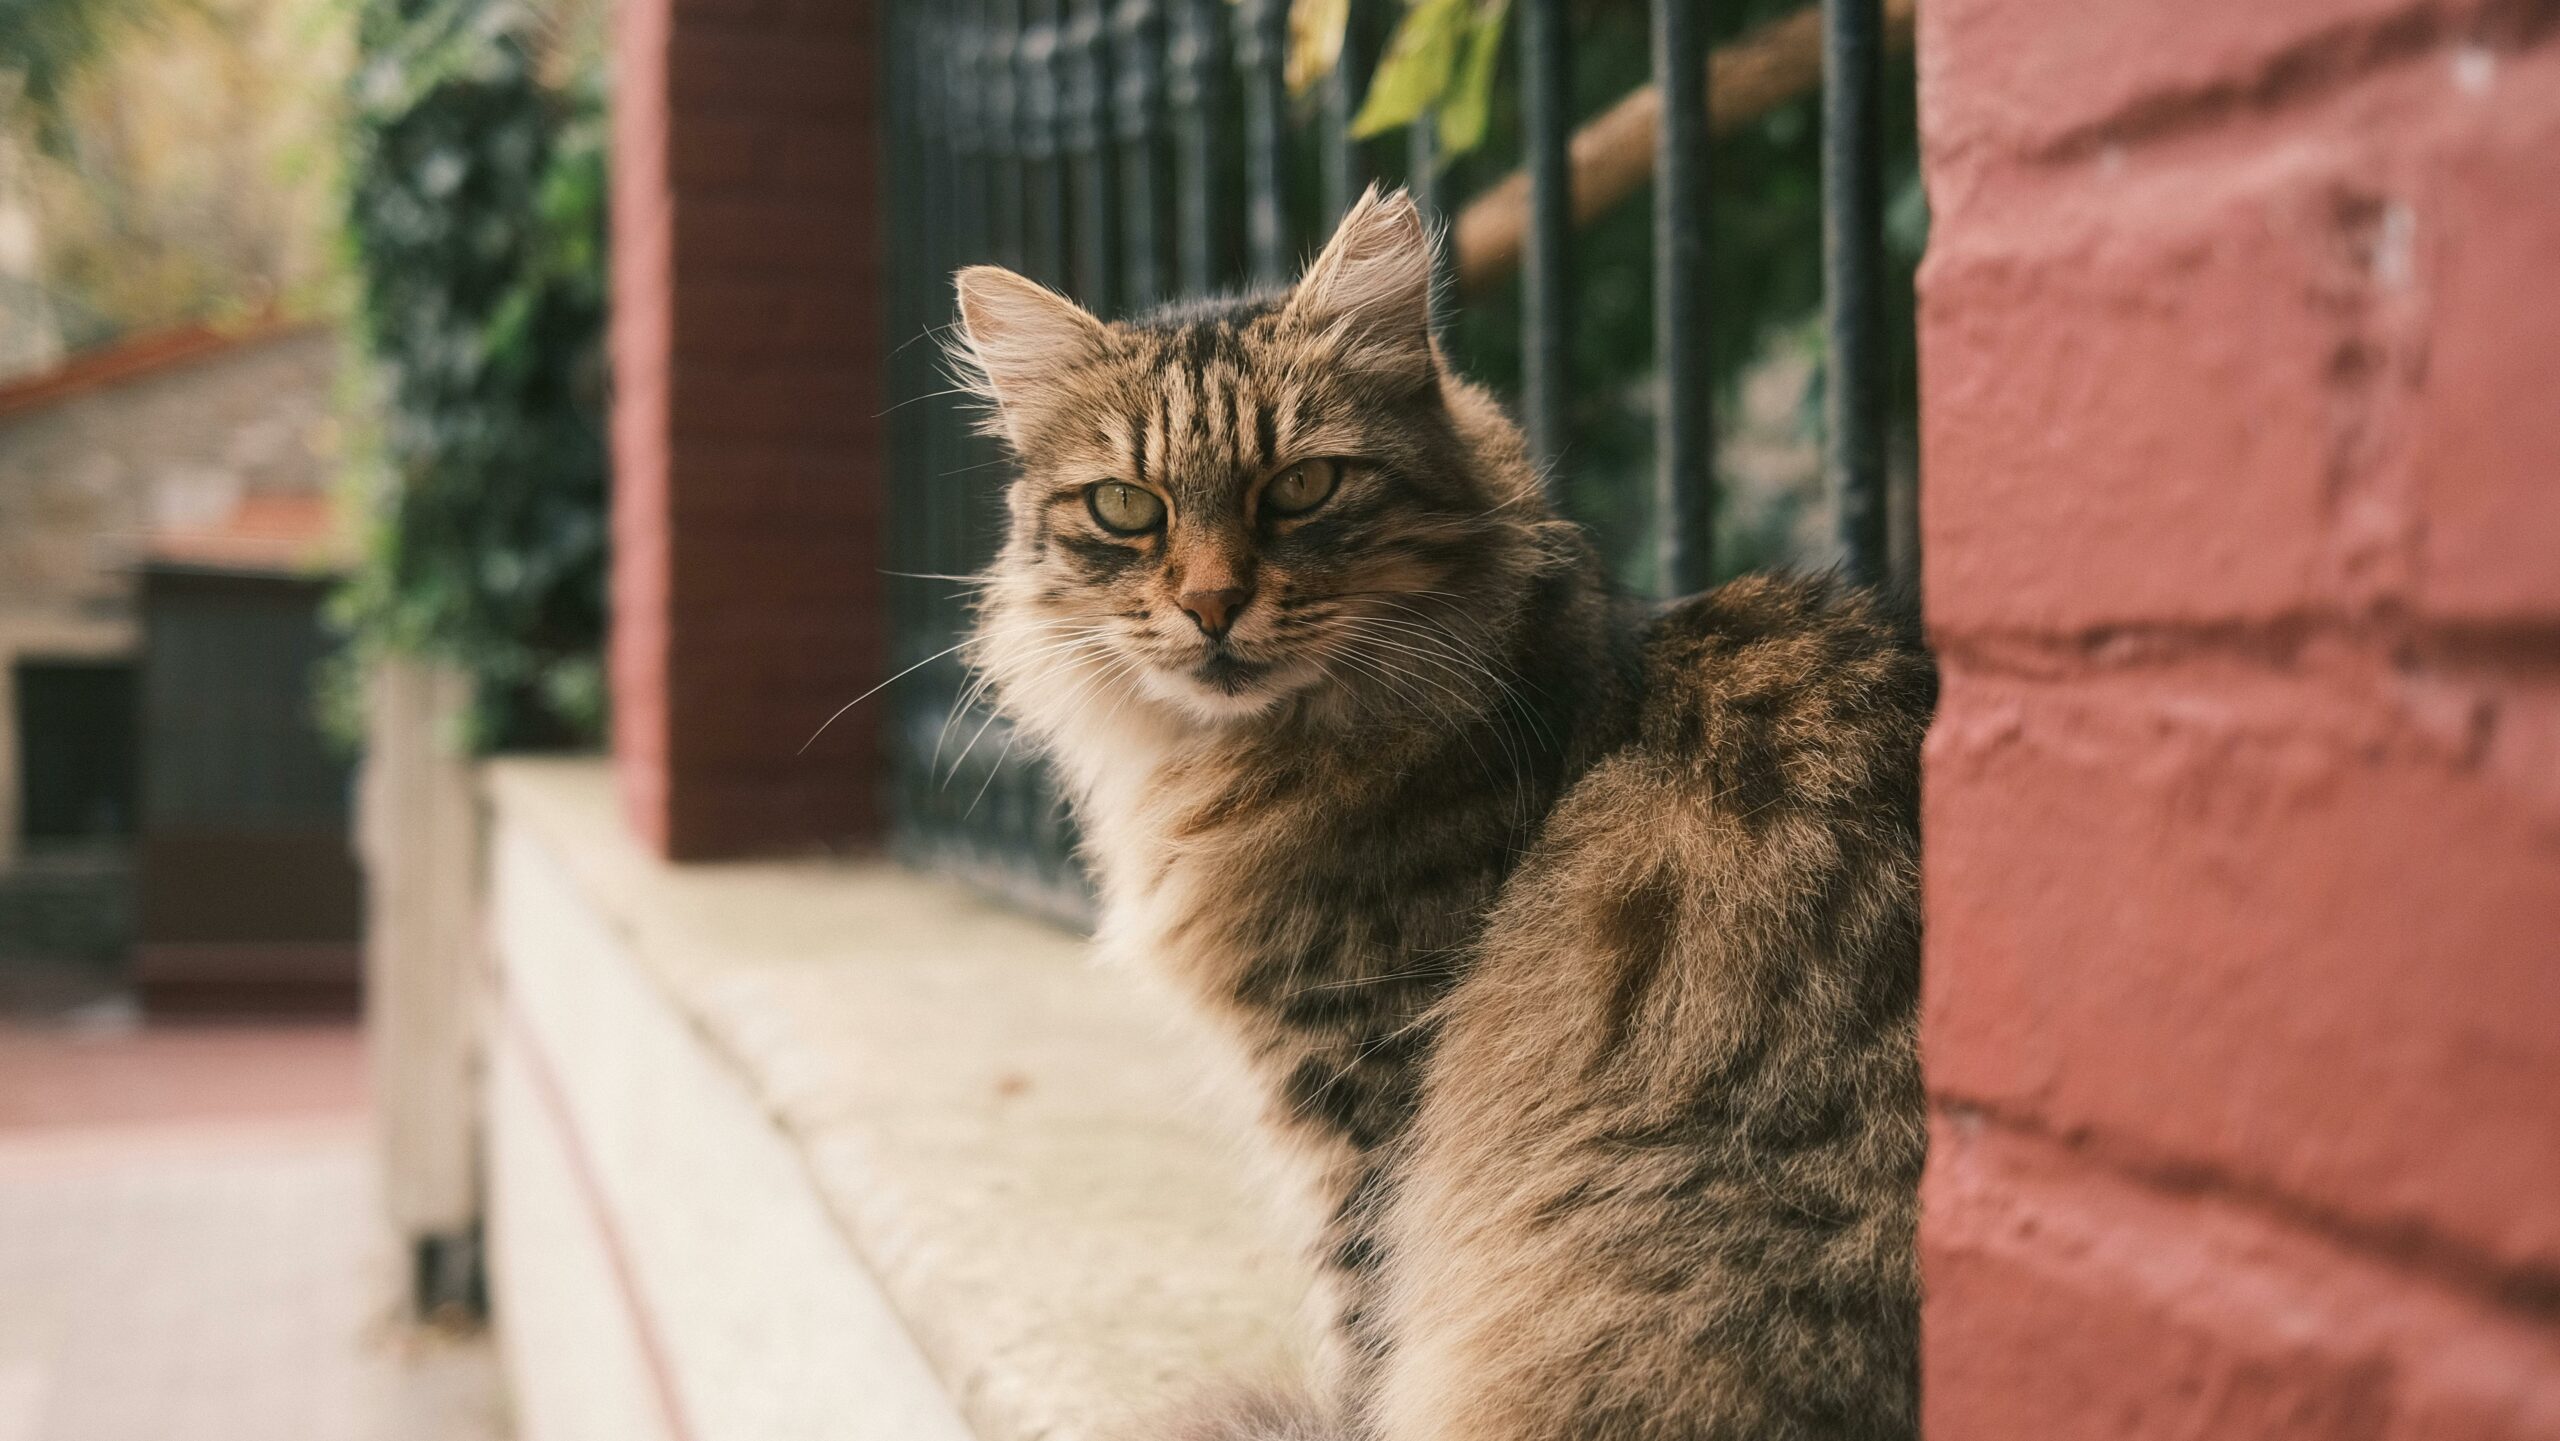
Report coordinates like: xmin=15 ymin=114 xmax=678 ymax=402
xmin=954 ymin=188 xmax=1551 ymax=743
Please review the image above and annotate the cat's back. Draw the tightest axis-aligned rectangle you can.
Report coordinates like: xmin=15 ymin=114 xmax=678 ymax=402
xmin=1451 ymin=570 xmax=1936 ymax=1096
xmin=1521 ymin=570 xmax=1937 ymax=1071
xmin=1366 ymin=575 xmax=1937 ymax=1439
xmin=1629 ymin=572 xmax=1934 ymax=825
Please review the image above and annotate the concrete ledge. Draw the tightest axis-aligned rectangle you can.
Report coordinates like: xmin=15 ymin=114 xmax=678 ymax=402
xmin=483 ymin=759 xmax=1309 ymax=1441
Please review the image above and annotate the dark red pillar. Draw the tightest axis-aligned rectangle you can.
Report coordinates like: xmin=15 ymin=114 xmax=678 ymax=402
xmin=610 ymin=0 xmax=887 ymax=859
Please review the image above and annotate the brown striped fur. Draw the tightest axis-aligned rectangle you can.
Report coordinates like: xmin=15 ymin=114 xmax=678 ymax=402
xmin=954 ymin=190 xmax=1933 ymax=1440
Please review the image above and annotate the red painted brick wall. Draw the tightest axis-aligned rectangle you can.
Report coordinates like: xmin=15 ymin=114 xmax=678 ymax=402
xmin=610 ymin=0 xmax=886 ymax=859
xmin=1917 ymin=0 xmax=2560 ymax=1432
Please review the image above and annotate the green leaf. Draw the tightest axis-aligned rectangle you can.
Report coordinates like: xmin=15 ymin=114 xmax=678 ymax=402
xmin=1435 ymin=0 xmax=1509 ymax=156
xmin=1348 ymin=0 xmax=1469 ymax=139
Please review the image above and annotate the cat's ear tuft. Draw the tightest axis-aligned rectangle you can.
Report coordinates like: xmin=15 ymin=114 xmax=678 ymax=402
xmin=953 ymin=265 xmax=1107 ymax=442
xmin=1282 ymin=186 xmax=1436 ymax=385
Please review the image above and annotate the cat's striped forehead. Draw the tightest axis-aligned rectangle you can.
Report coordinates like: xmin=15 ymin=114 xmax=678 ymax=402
xmin=1114 ymin=314 xmax=1296 ymax=503
xmin=1042 ymin=307 xmax=1354 ymax=506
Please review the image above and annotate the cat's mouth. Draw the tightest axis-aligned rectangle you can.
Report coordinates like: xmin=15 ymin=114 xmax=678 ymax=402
xmin=1128 ymin=638 xmax=1316 ymax=722
xmin=1190 ymin=650 xmax=1271 ymax=694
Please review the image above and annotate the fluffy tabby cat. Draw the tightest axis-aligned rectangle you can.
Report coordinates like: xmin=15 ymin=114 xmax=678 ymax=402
xmin=952 ymin=189 xmax=1933 ymax=1440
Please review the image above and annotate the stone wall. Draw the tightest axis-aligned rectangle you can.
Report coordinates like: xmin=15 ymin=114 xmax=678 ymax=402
xmin=0 ymin=325 xmax=335 ymax=916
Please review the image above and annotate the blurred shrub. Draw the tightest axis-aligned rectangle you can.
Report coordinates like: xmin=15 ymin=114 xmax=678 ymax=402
xmin=332 ymin=0 xmax=607 ymax=750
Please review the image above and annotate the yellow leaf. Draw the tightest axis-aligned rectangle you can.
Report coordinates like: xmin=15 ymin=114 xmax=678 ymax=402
xmin=1284 ymin=0 xmax=1350 ymax=96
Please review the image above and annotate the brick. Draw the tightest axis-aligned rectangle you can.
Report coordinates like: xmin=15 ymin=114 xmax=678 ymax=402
xmin=773 ymin=135 xmax=881 ymax=196
xmin=668 ymin=527 xmax=878 ymax=608
xmin=667 ymin=115 xmax=780 ymax=191
xmin=671 ymin=277 xmax=882 ymax=364
xmin=1924 ymin=660 xmax=2560 ymax=1273
xmin=669 ymin=370 xmax=883 ymax=445
xmin=2408 ymin=61 xmax=2560 ymax=623
xmin=668 ymin=444 xmax=888 ymax=525
xmin=1920 ymin=151 xmax=2386 ymax=635
xmin=666 ymin=603 xmax=882 ymax=653
xmin=1921 ymin=0 xmax=2499 ymax=174
xmin=663 ymin=701 xmax=879 ymax=778
xmin=665 ymin=450 xmax=885 ymax=529
xmin=667 ymin=31 xmax=873 ymax=118
xmin=1925 ymin=1119 xmax=2560 ymax=1441
xmin=672 ymin=196 xmax=877 ymax=279
xmin=658 ymin=574 xmax=883 ymax=772
xmin=664 ymin=690 xmax=878 ymax=775
xmin=674 ymin=0 xmax=875 ymax=44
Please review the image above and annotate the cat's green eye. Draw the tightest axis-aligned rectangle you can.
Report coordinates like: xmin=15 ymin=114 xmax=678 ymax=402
xmin=1264 ymin=458 xmax=1341 ymax=517
xmin=1087 ymin=481 xmax=1166 ymax=534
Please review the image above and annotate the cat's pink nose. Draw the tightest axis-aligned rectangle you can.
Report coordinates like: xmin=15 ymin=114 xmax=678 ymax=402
xmin=1178 ymin=586 xmax=1254 ymax=638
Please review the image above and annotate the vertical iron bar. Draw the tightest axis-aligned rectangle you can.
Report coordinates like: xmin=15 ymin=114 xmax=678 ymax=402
xmin=987 ymin=0 xmax=1028 ymax=269
xmin=1010 ymin=0 xmax=1069 ymax=869
xmin=1022 ymin=0 xmax=1070 ymax=288
xmin=1319 ymin=0 xmax=1378 ymax=226
xmin=1169 ymin=0 xmax=1230 ymax=293
xmin=1113 ymin=0 xmax=1168 ymax=309
xmin=949 ymin=6 xmax=990 ymax=276
xmin=935 ymin=7 xmax=980 ymax=594
xmin=1235 ymin=0 xmax=1291 ymax=285
xmin=894 ymin=4 xmax=925 ymax=844
xmin=1823 ymin=0 xmax=1888 ymax=586
xmin=1066 ymin=0 xmax=1116 ymax=309
xmin=896 ymin=9 xmax=931 ymax=659
xmin=885 ymin=2 xmax=916 ymax=700
xmin=1652 ymin=0 xmax=1714 ymax=597
xmin=918 ymin=4 xmax=971 ymax=855
xmin=1519 ymin=0 xmax=1572 ymax=476
xmin=1407 ymin=119 xmax=1449 ymax=338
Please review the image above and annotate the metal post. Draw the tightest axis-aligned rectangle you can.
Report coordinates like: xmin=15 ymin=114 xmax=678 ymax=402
xmin=1169 ymin=0 xmax=1231 ymax=293
xmin=1520 ymin=0 xmax=1572 ymax=478
xmin=1824 ymin=0 xmax=1888 ymax=586
xmin=1652 ymin=0 xmax=1714 ymax=597
xmin=936 ymin=8 xmax=983 ymax=589
xmin=1408 ymin=119 xmax=1450 ymax=339
xmin=1235 ymin=0 xmax=1291 ymax=286
xmin=1113 ymin=0 xmax=1168 ymax=309
xmin=1065 ymin=0 xmax=1116 ymax=310
xmin=1319 ymin=0 xmax=1380 ymax=226
xmin=1022 ymin=0 xmax=1070 ymax=287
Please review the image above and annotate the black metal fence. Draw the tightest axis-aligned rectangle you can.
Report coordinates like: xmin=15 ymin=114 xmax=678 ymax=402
xmin=882 ymin=0 xmax=1908 ymax=921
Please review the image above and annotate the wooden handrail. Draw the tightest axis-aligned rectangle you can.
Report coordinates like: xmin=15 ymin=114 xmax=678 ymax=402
xmin=1450 ymin=0 xmax=1917 ymax=295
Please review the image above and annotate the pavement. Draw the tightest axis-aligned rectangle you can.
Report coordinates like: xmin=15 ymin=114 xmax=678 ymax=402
xmin=0 ymin=1015 xmax=512 ymax=1441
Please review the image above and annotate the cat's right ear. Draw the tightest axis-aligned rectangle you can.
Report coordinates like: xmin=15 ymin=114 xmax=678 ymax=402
xmin=1282 ymin=186 xmax=1436 ymax=387
xmin=953 ymin=265 xmax=1107 ymax=445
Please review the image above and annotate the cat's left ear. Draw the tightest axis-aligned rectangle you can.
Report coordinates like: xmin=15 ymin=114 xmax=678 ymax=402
xmin=954 ymin=265 xmax=1108 ymax=444
xmin=1282 ymin=186 xmax=1436 ymax=388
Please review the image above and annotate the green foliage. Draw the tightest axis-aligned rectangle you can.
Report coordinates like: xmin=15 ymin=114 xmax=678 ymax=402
xmin=1348 ymin=0 xmax=1509 ymax=156
xmin=332 ymin=0 xmax=608 ymax=750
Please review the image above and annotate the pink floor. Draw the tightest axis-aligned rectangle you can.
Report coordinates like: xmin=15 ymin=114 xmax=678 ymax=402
xmin=0 ymin=1020 xmax=509 ymax=1441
